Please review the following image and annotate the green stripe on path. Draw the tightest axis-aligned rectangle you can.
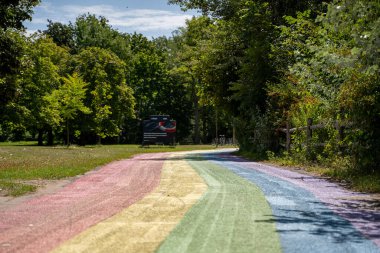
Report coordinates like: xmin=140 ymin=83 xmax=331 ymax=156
xmin=156 ymin=156 xmax=282 ymax=253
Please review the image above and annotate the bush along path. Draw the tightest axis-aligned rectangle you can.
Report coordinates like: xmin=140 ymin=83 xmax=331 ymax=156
xmin=0 ymin=149 xmax=379 ymax=253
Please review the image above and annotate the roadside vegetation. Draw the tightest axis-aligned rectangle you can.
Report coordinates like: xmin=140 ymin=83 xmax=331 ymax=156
xmin=237 ymin=150 xmax=380 ymax=193
xmin=0 ymin=142 xmax=221 ymax=196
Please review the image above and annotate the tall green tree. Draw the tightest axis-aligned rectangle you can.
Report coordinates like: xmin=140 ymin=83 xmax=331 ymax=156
xmin=43 ymin=73 xmax=91 ymax=146
xmin=0 ymin=30 xmax=28 ymax=140
xmin=73 ymin=14 xmax=132 ymax=62
xmin=73 ymin=47 xmax=135 ymax=144
xmin=0 ymin=0 xmax=40 ymax=139
xmin=169 ymin=0 xmax=327 ymax=150
xmin=0 ymin=0 xmax=40 ymax=30
xmin=43 ymin=20 xmax=75 ymax=49
xmin=125 ymin=33 xmax=193 ymax=143
xmin=21 ymin=36 xmax=69 ymax=145
xmin=169 ymin=16 xmax=215 ymax=143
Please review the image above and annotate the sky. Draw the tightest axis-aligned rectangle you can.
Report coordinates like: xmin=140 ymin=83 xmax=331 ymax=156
xmin=24 ymin=0 xmax=200 ymax=38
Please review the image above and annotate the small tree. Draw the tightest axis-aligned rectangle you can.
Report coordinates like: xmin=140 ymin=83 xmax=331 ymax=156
xmin=44 ymin=73 xmax=91 ymax=146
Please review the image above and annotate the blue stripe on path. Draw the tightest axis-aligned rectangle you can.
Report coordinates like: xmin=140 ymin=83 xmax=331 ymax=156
xmin=204 ymin=153 xmax=380 ymax=253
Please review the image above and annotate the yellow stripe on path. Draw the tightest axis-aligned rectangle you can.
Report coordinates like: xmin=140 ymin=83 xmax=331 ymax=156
xmin=52 ymin=154 xmax=207 ymax=253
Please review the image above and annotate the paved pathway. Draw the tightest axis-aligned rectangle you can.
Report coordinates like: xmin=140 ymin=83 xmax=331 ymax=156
xmin=207 ymin=153 xmax=380 ymax=252
xmin=53 ymin=154 xmax=207 ymax=253
xmin=0 ymin=153 xmax=167 ymax=253
xmin=0 ymin=149 xmax=379 ymax=253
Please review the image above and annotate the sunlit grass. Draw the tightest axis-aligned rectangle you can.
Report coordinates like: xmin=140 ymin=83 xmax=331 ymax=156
xmin=0 ymin=142 xmax=220 ymax=196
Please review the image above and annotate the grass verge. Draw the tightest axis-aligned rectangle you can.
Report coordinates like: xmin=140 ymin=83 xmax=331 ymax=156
xmin=0 ymin=142 xmax=223 ymax=196
xmin=236 ymin=150 xmax=380 ymax=193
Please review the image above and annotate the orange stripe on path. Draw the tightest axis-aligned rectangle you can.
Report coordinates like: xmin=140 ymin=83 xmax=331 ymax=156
xmin=52 ymin=153 xmax=207 ymax=253
xmin=0 ymin=153 xmax=167 ymax=253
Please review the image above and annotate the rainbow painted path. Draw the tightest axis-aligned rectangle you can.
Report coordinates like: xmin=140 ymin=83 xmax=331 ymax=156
xmin=1 ymin=150 xmax=379 ymax=253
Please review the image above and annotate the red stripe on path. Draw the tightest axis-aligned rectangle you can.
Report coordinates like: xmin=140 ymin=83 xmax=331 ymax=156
xmin=0 ymin=153 xmax=167 ymax=253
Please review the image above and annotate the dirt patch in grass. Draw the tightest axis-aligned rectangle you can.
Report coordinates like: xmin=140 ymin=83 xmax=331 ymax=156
xmin=0 ymin=179 xmax=73 ymax=209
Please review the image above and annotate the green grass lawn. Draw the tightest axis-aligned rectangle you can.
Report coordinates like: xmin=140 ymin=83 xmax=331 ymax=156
xmin=0 ymin=142 xmax=223 ymax=196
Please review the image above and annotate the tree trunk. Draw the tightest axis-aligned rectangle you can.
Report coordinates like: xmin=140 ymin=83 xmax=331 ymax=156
xmin=37 ymin=129 xmax=43 ymax=146
xmin=286 ymin=120 xmax=291 ymax=153
xmin=47 ymin=129 xmax=54 ymax=146
xmin=66 ymin=120 xmax=70 ymax=147
xmin=194 ymin=98 xmax=200 ymax=144
xmin=232 ymin=118 xmax=236 ymax=145
xmin=306 ymin=118 xmax=313 ymax=158
xmin=192 ymin=81 xmax=200 ymax=144
xmin=215 ymin=108 xmax=218 ymax=147
xmin=202 ymin=106 xmax=207 ymax=143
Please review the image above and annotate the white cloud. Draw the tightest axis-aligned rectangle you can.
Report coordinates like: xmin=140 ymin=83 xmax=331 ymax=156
xmin=36 ymin=2 xmax=55 ymax=14
xmin=56 ymin=4 xmax=193 ymax=32
xmin=24 ymin=29 xmax=39 ymax=36
xmin=30 ymin=17 xmax=52 ymax=25
xmin=26 ymin=3 xmax=196 ymax=37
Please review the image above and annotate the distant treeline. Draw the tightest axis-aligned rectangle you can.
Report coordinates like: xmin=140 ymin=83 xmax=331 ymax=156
xmin=0 ymin=3 xmax=232 ymax=146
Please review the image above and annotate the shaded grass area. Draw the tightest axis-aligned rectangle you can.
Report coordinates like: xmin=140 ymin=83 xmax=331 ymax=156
xmin=236 ymin=150 xmax=380 ymax=193
xmin=156 ymin=156 xmax=281 ymax=253
xmin=322 ymin=169 xmax=380 ymax=193
xmin=0 ymin=142 xmax=217 ymax=196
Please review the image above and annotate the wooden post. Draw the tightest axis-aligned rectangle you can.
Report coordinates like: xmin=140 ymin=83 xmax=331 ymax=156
xmin=339 ymin=126 xmax=345 ymax=142
xmin=334 ymin=121 xmax=343 ymax=153
xmin=215 ymin=108 xmax=218 ymax=147
xmin=334 ymin=121 xmax=345 ymax=140
xmin=232 ymin=118 xmax=236 ymax=145
xmin=307 ymin=118 xmax=313 ymax=142
xmin=306 ymin=118 xmax=313 ymax=157
xmin=286 ymin=121 xmax=291 ymax=153
xmin=66 ymin=120 xmax=70 ymax=147
xmin=335 ymin=121 xmax=345 ymax=152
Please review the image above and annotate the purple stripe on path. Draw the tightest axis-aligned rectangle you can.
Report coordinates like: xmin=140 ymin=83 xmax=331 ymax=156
xmin=220 ymin=154 xmax=380 ymax=248
xmin=0 ymin=153 xmax=167 ymax=253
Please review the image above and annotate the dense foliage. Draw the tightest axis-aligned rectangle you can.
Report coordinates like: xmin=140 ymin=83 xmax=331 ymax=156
xmin=168 ymin=0 xmax=379 ymax=174
xmin=1 ymin=0 xmax=379 ymax=175
xmin=0 ymin=12 xmax=194 ymax=145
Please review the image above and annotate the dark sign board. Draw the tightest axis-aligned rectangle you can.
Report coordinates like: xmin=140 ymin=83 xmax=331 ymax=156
xmin=142 ymin=115 xmax=176 ymax=145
